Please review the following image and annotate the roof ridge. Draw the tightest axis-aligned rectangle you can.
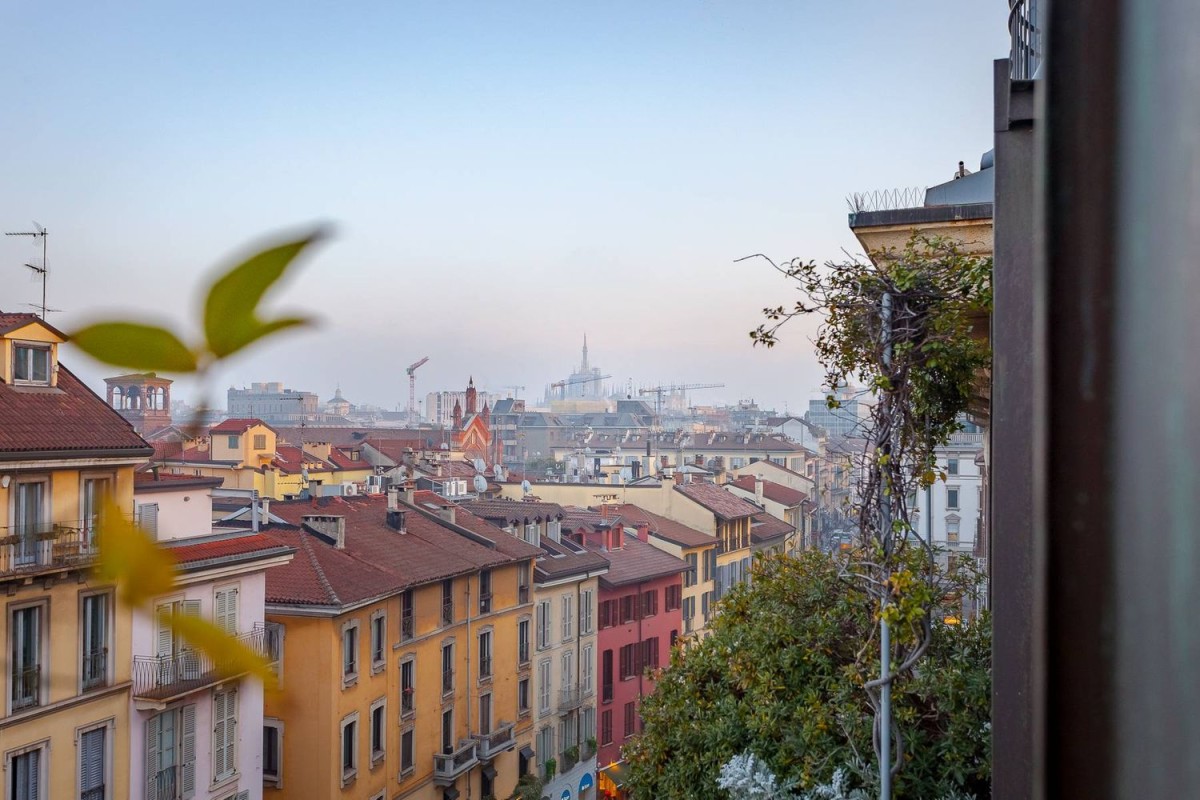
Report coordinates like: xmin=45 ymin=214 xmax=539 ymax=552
xmin=298 ymin=531 xmax=341 ymax=605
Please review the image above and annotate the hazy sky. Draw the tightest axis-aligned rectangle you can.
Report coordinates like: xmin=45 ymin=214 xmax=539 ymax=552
xmin=0 ymin=1 xmax=1008 ymax=413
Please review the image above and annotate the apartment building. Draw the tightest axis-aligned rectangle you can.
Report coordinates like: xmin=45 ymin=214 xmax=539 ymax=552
xmin=261 ymin=491 xmax=539 ymax=800
xmin=0 ymin=313 xmax=152 ymax=800
xmin=458 ymin=498 xmax=609 ymax=800
xmin=670 ymin=483 xmax=758 ymax=603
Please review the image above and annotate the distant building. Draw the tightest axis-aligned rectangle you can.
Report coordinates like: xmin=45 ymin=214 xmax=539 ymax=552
xmin=426 ymin=387 xmax=498 ymax=427
xmin=227 ymin=382 xmax=320 ymax=422
xmin=806 ymin=385 xmax=862 ymax=438
xmin=552 ymin=336 xmax=606 ymax=400
xmin=105 ymin=371 xmax=174 ymax=435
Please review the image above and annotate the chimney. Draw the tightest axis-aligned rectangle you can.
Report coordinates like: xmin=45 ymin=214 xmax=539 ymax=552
xmin=404 ymin=483 xmax=415 ymax=505
xmin=609 ymin=523 xmax=623 ymax=551
xmin=674 ymin=471 xmax=684 ymax=485
xmin=302 ymin=514 xmax=346 ymax=549
xmin=261 ymin=498 xmax=271 ymax=521
xmin=755 ymin=477 xmax=764 ymax=506
xmin=387 ymin=509 xmax=407 ymax=532
xmin=635 ymin=522 xmax=650 ymax=543
xmin=387 ymin=486 xmax=400 ymax=511
xmin=439 ymin=506 xmax=457 ymax=526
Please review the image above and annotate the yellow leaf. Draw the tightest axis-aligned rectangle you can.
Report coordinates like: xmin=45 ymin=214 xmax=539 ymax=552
xmin=94 ymin=499 xmax=176 ymax=606
xmin=171 ymin=614 xmax=279 ymax=693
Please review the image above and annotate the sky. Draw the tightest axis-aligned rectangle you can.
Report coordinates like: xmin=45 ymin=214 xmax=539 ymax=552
xmin=0 ymin=1 xmax=1008 ymax=414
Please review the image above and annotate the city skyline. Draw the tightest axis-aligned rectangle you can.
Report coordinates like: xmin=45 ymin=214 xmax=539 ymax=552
xmin=1 ymin=1 xmax=1008 ymax=410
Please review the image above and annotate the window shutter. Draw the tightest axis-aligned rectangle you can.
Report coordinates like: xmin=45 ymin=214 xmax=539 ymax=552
xmin=156 ymin=604 xmax=174 ymax=658
xmin=214 ymin=691 xmax=228 ymax=779
xmin=138 ymin=502 xmax=159 ymax=536
xmin=81 ymin=728 xmax=105 ymax=795
xmin=181 ymin=704 xmax=197 ymax=798
xmin=215 ymin=588 xmax=238 ymax=634
xmin=228 ymin=689 xmax=239 ymax=777
xmin=146 ymin=715 xmax=161 ymax=800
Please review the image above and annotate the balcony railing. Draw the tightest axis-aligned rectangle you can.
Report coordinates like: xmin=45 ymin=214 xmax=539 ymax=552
xmin=479 ymin=656 xmax=493 ymax=678
xmin=560 ymin=746 xmax=580 ymax=772
xmin=949 ymin=431 xmax=986 ymax=446
xmin=10 ymin=664 xmax=40 ymax=710
xmin=401 ymin=613 xmax=415 ymax=641
xmin=442 ymin=668 xmax=454 ymax=695
xmin=132 ymin=627 xmax=269 ymax=701
xmin=0 ymin=522 xmax=97 ymax=576
xmin=559 ymin=685 xmax=582 ymax=712
xmin=82 ymin=649 xmax=109 ymax=691
xmin=518 ymin=584 xmax=530 ymax=604
xmin=433 ymin=740 xmax=479 ymax=785
xmin=441 ymin=599 xmax=454 ymax=626
xmin=402 ymin=687 xmax=415 ymax=716
xmin=518 ymin=640 xmax=530 ymax=665
xmin=152 ymin=768 xmax=180 ymax=800
xmin=472 ymin=721 xmax=516 ymax=761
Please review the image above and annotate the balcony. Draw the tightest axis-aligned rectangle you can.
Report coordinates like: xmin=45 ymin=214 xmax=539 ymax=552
xmin=518 ymin=640 xmax=530 ymax=666
xmin=560 ymin=745 xmax=580 ymax=772
xmin=559 ymin=685 xmax=582 ymax=712
xmin=401 ymin=613 xmax=415 ymax=641
xmin=132 ymin=626 xmax=270 ymax=704
xmin=441 ymin=599 xmax=454 ymax=627
xmin=472 ymin=721 xmax=516 ymax=761
xmin=10 ymin=664 xmax=40 ymax=711
xmin=0 ymin=522 xmax=96 ymax=578
xmin=433 ymin=740 xmax=479 ymax=785
xmin=81 ymin=649 xmax=109 ymax=691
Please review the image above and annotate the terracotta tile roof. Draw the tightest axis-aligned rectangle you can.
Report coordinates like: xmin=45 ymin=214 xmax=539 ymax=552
xmin=135 ymin=472 xmax=224 ymax=493
xmin=559 ymin=507 xmax=622 ymax=534
xmin=532 ymin=538 xmax=610 ymax=582
xmin=674 ymin=482 xmax=760 ymax=521
xmin=591 ymin=535 xmax=688 ymax=588
xmin=273 ymin=426 xmax=377 ymax=447
xmin=0 ymin=312 xmax=66 ymax=338
xmin=167 ymin=532 xmax=295 ymax=569
xmin=750 ymin=514 xmax=794 ymax=545
xmin=0 ymin=365 xmax=152 ymax=456
xmin=453 ymin=501 xmax=608 ymax=581
xmin=730 ymin=475 xmax=808 ymax=507
xmin=265 ymin=495 xmax=536 ymax=608
xmin=265 ymin=527 xmax=400 ymax=606
xmin=407 ymin=498 xmax=543 ymax=562
xmin=414 ymin=460 xmax=479 ymax=479
xmin=686 ymin=432 xmax=807 ymax=453
xmin=210 ymin=418 xmax=275 ymax=434
xmin=150 ymin=440 xmax=186 ymax=461
xmin=269 ymin=445 xmax=338 ymax=475
xmin=459 ymin=499 xmax=565 ymax=525
xmin=610 ymin=504 xmax=714 ymax=548
xmin=326 ymin=447 xmax=369 ymax=470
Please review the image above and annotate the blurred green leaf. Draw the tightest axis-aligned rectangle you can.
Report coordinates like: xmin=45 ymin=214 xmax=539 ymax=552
xmin=172 ymin=613 xmax=279 ymax=693
xmin=71 ymin=322 xmax=197 ymax=372
xmin=94 ymin=499 xmax=177 ymax=606
xmin=203 ymin=229 xmax=326 ymax=358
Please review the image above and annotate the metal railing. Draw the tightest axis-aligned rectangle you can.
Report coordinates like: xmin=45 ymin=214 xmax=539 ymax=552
xmin=518 ymin=640 xmax=530 ymax=665
xmin=81 ymin=649 xmax=109 ymax=691
xmin=1009 ymin=0 xmax=1044 ymax=80
xmin=0 ymin=522 xmax=97 ymax=576
xmin=559 ymin=686 xmax=582 ymax=711
xmin=518 ymin=584 xmax=530 ymax=604
xmin=441 ymin=599 xmax=454 ymax=626
xmin=433 ymin=740 xmax=479 ymax=784
xmin=402 ymin=687 xmax=415 ymax=715
xmin=401 ymin=613 xmax=415 ymax=641
xmin=81 ymin=786 xmax=106 ymax=800
xmin=847 ymin=186 xmax=927 ymax=213
xmin=442 ymin=668 xmax=454 ymax=695
xmin=473 ymin=721 xmax=516 ymax=760
xmin=560 ymin=746 xmax=579 ymax=771
xmin=478 ymin=656 xmax=493 ymax=678
xmin=132 ymin=627 xmax=269 ymax=699
xmin=10 ymin=664 xmax=40 ymax=710
xmin=478 ymin=592 xmax=492 ymax=614
xmin=152 ymin=768 xmax=180 ymax=800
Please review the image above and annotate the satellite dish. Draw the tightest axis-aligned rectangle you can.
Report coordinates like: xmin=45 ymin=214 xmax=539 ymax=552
xmin=521 ymin=479 xmax=532 ymax=495
xmin=473 ymin=457 xmax=486 ymax=472
xmin=473 ymin=474 xmax=488 ymax=493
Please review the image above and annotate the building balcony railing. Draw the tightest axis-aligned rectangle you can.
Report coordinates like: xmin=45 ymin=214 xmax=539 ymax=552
xmin=0 ymin=521 xmax=98 ymax=577
xmin=559 ymin=685 xmax=582 ymax=712
xmin=560 ymin=746 xmax=580 ymax=772
xmin=81 ymin=649 xmax=109 ymax=691
xmin=10 ymin=664 xmax=40 ymax=711
xmin=518 ymin=640 xmax=530 ymax=665
xmin=478 ymin=657 xmax=493 ymax=679
xmin=472 ymin=721 xmax=516 ymax=761
xmin=948 ymin=431 xmax=986 ymax=446
xmin=441 ymin=600 xmax=454 ymax=626
xmin=433 ymin=740 xmax=479 ymax=785
xmin=442 ymin=668 xmax=454 ymax=695
xmin=132 ymin=626 xmax=269 ymax=702
xmin=518 ymin=584 xmax=530 ymax=604
xmin=152 ymin=767 xmax=180 ymax=800
xmin=401 ymin=613 xmax=415 ymax=641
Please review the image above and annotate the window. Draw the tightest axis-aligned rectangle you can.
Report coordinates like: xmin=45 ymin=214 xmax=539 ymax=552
xmin=620 ymin=595 xmax=636 ymax=623
xmin=479 ymin=692 xmax=492 ymax=734
xmin=537 ymin=727 xmax=555 ymax=778
xmin=227 ymin=435 xmax=239 ymax=449
xmin=10 ymin=746 xmax=45 ymax=800
xmin=523 ymin=522 xmax=538 ymax=544
xmin=947 ymin=519 xmax=961 ymax=545
xmin=263 ymin=721 xmax=282 ymax=787
xmin=370 ymin=698 xmax=386 ymax=766
xmin=537 ymin=601 xmax=551 ymax=649
xmin=601 ymin=710 xmax=613 ymax=745
xmin=401 ymin=658 xmax=416 ymax=716
xmin=601 ymin=650 xmax=613 ymax=703
xmin=400 ymin=729 xmax=415 ymax=775
xmin=538 ymin=660 xmax=552 ymax=713
xmin=518 ymin=619 xmax=530 ymax=665
xmin=599 ymin=599 xmax=617 ymax=629
xmin=581 ymin=589 xmax=594 ymax=633
xmin=684 ymin=553 xmax=698 ymax=588
xmin=12 ymin=343 xmax=50 ymax=385
xmin=340 ymin=714 xmax=358 ymax=785
xmin=561 ymin=595 xmax=574 ymax=641
xmin=947 ymin=457 xmax=960 ymax=475
xmin=440 ymin=709 xmax=454 ymax=754
xmin=703 ymin=548 xmax=714 ymax=582
xmin=213 ymin=687 xmax=239 ymax=783
xmin=11 ymin=604 xmax=44 ymax=711
xmin=641 ymin=590 xmax=658 ymax=618
xmin=479 ymin=570 xmax=492 ymax=614
xmin=478 ymin=630 xmax=493 ymax=678
xmin=562 ymin=650 xmax=575 ymax=694
xmin=665 ymin=584 xmax=682 ymax=612
xmin=253 ymin=434 xmax=267 ymax=450
xmin=619 ymin=644 xmax=636 ymax=680
xmin=214 ymin=585 xmax=239 ymax=635
xmin=643 ymin=638 xmax=660 ymax=670
xmin=79 ymin=725 xmax=108 ymax=800
xmin=518 ymin=562 xmax=531 ymax=603
xmin=146 ymin=705 xmax=197 ymax=800
xmin=401 ymin=589 xmax=414 ymax=641
xmin=682 ymin=596 xmax=696 ymax=633
xmin=441 ymin=642 xmax=454 ymax=695
xmin=702 ymin=591 xmax=711 ymax=622
xmin=81 ymin=592 xmax=110 ymax=691
xmin=342 ymin=622 xmax=359 ymax=685
xmin=12 ymin=479 xmax=45 ymax=567
xmin=370 ymin=611 xmax=386 ymax=673
xmin=623 ymin=701 xmax=636 ymax=738
xmin=81 ymin=476 xmax=112 ymax=544
xmin=441 ymin=580 xmax=454 ymax=626
xmin=582 ymin=644 xmax=594 ymax=696
xmin=947 ymin=487 xmax=960 ymax=510
xmin=582 ymin=706 xmax=596 ymax=751
xmin=518 ymin=677 xmax=531 ymax=715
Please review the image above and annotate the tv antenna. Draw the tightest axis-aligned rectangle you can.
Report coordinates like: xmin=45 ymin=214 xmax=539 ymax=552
xmin=5 ymin=223 xmax=48 ymax=319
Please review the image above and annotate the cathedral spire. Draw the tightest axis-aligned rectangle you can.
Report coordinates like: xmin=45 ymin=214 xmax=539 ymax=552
xmin=581 ymin=334 xmax=590 ymax=372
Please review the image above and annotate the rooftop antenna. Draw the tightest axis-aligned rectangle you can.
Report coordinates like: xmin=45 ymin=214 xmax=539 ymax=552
xmin=5 ymin=222 xmax=48 ymax=319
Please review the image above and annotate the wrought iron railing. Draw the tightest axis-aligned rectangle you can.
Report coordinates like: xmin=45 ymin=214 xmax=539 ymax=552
xmin=518 ymin=639 xmax=530 ymax=665
xmin=559 ymin=685 xmax=582 ymax=711
xmin=441 ymin=599 xmax=454 ymax=626
xmin=442 ymin=668 xmax=454 ymax=695
xmin=82 ymin=649 xmax=109 ymax=691
xmin=132 ymin=627 xmax=268 ymax=698
xmin=1009 ymin=0 xmax=1043 ymax=80
xmin=152 ymin=768 xmax=179 ymax=800
xmin=479 ymin=656 xmax=493 ymax=678
xmin=433 ymin=740 xmax=479 ymax=783
xmin=10 ymin=664 xmax=40 ymax=710
xmin=401 ymin=613 xmax=415 ymax=640
xmin=0 ymin=521 xmax=97 ymax=575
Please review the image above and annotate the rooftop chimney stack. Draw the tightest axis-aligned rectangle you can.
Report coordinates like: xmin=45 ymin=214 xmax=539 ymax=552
xmin=755 ymin=477 xmax=764 ymax=507
xmin=439 ymin=506 xmax=457 ymax=526
xmin=387 ymin=509 xmax=407 ymax=533
xmin=302 ymin=514 xmax=347 ymax=549
xmin=387 ymin=486 xmax=400 ymax=511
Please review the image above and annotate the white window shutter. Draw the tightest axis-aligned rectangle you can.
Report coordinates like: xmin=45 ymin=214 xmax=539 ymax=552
xmin=146 ymin=715 xmax=161 ymax=800
xmin=228 ymin=689 xmax=239 ymax=777
xmin=155 ymin=605 xmax=174 ymax=658
xmin=138 ymin=502 xmax=159 ymax=536
xmin=213 ymin=690 xmax=227 ymax=778
xmin=181 ymin=704 xmax=197 ymax=798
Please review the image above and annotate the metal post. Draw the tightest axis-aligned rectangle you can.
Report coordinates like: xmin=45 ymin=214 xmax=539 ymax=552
xmin=879 ymin=290 xmax=893 ymax=800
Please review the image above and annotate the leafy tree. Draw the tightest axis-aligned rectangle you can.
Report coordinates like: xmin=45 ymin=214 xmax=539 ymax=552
xmin=623 ymin=552 xmax=990 ymax=799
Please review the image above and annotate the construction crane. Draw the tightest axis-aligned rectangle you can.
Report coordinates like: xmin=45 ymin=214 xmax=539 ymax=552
xmin=550 ymin=373 xmax=612 ymax=397
xmin=639 ymin=382 xmax=725 ymax=420
xmin=497 ymin=385 xmax=526 ymax=399
xmin=407 ymin=357 xmax=430 ymax=425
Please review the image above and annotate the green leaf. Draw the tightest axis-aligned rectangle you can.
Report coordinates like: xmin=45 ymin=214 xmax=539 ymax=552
xmin=203 ymin=229 xmax=327 ymax=358
xmin=71 ymin=322 xmax=198 ymax=372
